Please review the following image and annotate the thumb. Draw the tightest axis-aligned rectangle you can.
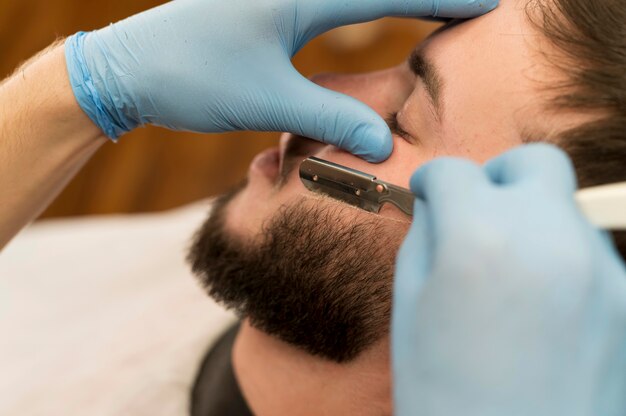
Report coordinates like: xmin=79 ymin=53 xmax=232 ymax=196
xmin=391 ymin=198 xmax=432 ymax=406
xmin=275 ymin=71 xmax=393 ymax=162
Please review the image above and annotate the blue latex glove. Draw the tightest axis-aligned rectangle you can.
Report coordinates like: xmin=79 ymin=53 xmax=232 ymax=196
xmin=64 ymin=0 xmax=498 ymax=162
xmin=392 ymin=144 xmax=626 ymax=416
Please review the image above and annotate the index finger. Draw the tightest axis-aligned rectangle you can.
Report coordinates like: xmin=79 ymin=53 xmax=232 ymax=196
xmin=313 ymin=0 xmax=500 ymax=31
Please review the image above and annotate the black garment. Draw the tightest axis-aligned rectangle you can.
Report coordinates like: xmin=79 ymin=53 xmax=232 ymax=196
xmin=191 ymin=324 xmax=254 ymax=416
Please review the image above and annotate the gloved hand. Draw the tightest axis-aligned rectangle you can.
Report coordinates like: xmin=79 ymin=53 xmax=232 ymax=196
xmin=64 ymin=0 xmax=498 ymax=162
xmin=392 ymin=144 xmax=626 ymax=416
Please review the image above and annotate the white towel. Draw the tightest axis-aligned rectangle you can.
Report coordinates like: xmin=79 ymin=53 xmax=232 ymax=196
xmin=0 ymin=200 xmax=236 ymax=416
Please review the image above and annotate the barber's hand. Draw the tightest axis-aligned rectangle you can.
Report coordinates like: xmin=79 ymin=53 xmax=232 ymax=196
xmin=64 ymin=0 xmax=498 ymax=162
xmin=392 ymin=144 xmax=626 ymax=416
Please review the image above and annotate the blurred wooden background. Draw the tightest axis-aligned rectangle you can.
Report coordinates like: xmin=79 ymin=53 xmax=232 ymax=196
xmin=0 ymin=0 xmax=436 ymax=218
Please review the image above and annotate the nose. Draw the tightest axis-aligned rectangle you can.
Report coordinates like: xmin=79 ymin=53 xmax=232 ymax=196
xmin=309 ymin=66 xmax=413 ymax=120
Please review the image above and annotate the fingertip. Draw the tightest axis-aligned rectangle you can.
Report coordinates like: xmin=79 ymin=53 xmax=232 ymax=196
xmin=486 ymin=143 xmax=577 ymax=192
xmin=435 ymin=0 xmax=500 ymax=18
xmin=360 ymin=123 xmax=393 ymax=163
xmin=526 ymin=143 xmax=576 ymax=172
xmin=289 ymin=77 xmax=393 ymax=162
xmin=483 ymin=0 xmax=500 ymax=13
xmin=531 ymin=143 xmax=579 ymax=191
xmin=336 ymin=119 xmax=393 ymax=162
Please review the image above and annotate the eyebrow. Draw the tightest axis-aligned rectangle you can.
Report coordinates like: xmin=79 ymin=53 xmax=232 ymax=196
xmin=408 ymin=49 xmax=444 ymax=121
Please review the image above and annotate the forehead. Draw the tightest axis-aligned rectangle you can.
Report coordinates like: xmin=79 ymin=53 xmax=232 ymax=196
xmin=416 ymin=0 xmax=559 ymax=161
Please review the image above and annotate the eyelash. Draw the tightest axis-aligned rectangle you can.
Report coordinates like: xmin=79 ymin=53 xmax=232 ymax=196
xmin=386 ymin=112 xmax=417 ymax=145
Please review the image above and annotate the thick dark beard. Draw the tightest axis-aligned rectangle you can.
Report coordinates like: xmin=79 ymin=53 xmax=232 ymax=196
xmin=187 ymin=188 xmax=406 ymax=363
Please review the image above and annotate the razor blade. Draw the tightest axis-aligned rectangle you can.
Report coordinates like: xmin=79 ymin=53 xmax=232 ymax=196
xmin=299 ymin=157 xmax=414 ymax=217
xmin=299 ymin=156 xmax=626 ymax=230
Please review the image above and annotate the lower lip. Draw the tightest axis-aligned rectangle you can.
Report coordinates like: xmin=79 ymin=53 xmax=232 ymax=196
xmin=250 ymin=147 xmax=281 ymax=182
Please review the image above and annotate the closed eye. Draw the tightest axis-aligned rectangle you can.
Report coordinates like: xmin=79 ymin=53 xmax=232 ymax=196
xmin=386 ymin=112 xmax=418 ymax=145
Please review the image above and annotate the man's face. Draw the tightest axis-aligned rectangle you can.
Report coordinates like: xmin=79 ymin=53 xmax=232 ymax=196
xmin=224 ymin=0 xmax=560 ymax=239
xmin=190 ymin=1 xmax=564 ymax=362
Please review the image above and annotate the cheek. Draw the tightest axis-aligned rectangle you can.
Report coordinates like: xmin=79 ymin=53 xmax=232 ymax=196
xmin=312 ymin=138 xmax=425 ymax=189
xmin=224 ymin=180 xmax=307 ymax=243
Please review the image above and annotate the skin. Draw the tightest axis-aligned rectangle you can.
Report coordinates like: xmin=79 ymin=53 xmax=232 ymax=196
xmin=0 ymin=44 xmax=107 ymax=250
xmin=227 ymin=1 xmax=573 ymax=415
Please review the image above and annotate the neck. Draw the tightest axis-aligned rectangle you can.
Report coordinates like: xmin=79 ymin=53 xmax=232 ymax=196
xmin=232 ymin=320 xmax=392 ymax=416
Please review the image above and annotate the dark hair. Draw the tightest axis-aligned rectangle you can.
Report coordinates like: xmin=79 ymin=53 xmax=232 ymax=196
xmin=188 ymin=190 xmax=405 ymax=363
xmin=529 ymin=0 xmax=626 ymax=256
